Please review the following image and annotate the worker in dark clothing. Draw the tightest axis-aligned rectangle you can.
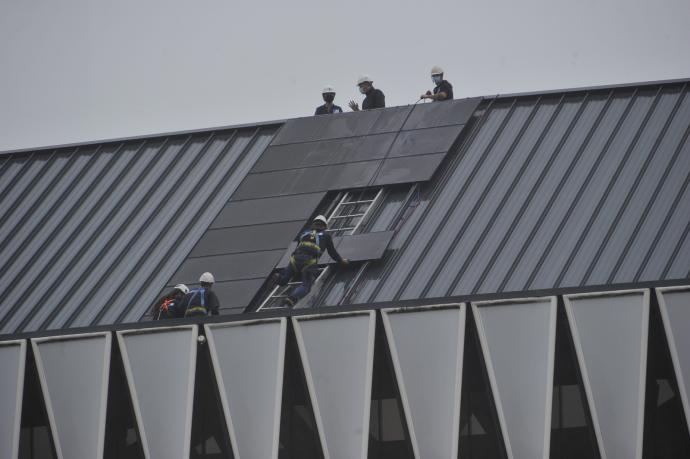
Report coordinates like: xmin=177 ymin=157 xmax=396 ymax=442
xmin=150 ymin=284 xmax=189 ymax=320
xmin=315 ymin=85 xmax=343 ymax=115
xmin=275 ymin=215 xmax=349 ymax=307
xmin=421 ymin=66 xmax=453 ymax=102
xmin=349 ymin=75 xmax=385 ymax=111
xmin=179 ymin=272 xmax=220 ymax=317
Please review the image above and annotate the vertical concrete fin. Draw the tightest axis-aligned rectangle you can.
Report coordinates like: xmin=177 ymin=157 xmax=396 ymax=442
xmin=32 ymin=333 xmax=111 ymax=459
xmin=293 ymin=311 xmax=376 ymax=459
xmin=472 ymin=298 xmax=557 ymax=459
xmin=381 ymin=304 xmax=465 ymax=459
xmin=565 ymin=290 xmax=649 ymax=459
xmin=656 ymin=286 xmax=690 ymax=436
xmin=117 ymin=326 xmax=197 ymax=459
xmin=0 ymin=340 xmax=26 ymax=459
xmin=205 ymin=318 xmax=287 ymax=459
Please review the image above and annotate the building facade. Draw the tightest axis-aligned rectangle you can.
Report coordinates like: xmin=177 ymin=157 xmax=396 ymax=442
xmin=1 ymin=78 xmax=689 ymax=458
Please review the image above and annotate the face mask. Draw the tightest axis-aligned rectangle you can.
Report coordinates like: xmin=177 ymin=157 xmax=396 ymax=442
xmin=323 ymin=93 xmax=335 ymax=103
xmin=432 ymin=75 xmax=442 ymax=85
xmin=359 ymin=86 xmax=368 ymax=94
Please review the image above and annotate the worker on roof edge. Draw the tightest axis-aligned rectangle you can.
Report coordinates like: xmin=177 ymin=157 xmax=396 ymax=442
xmin=421 ymin=66 xmax=453 ymax=102
xmin=275 ymin=215 xmax=349 ymax=308
xmin=151 ymin=284 xmax=189 ymax=320
xmin=315 ymin=85 xmax=343 ymax=115
xmin=349 ymin=75 xmax=385 ymax=111
xmin=179 ymin=272 xmax=220 ymax=317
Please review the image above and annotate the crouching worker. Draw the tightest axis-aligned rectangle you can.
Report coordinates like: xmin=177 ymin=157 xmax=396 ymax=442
xmin=275 ymin=215 xmax=349 ymax=308
xmin=151 ymin=284 xmax=189 ymax=320
xmin=179 ymin=272 xmax=220 ymax=317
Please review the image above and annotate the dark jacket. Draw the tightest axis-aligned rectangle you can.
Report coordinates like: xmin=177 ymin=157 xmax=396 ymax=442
xmin=177 ymin=288 xmax=220 ymax=316
xmin=315 ymin=104 xmax=343 ymax=115
xmin=362 ymin=88 xmax=385 ymax=110
xmin=293 ymin=229 xmax=344 ymax=264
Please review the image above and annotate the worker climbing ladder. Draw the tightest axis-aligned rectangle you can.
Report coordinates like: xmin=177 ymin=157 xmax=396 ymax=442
xmin=257 ymin=188 xmax=383 ymax=310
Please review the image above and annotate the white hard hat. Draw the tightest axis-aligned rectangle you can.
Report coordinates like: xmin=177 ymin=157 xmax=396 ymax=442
xmin=313 ymin=215 xmax=329 ymax=227
xmin=199 ymin=272 xmax=215 ymax=284
xmin=430 ymin=65 xmax=444 ymax=76
xmin=322 ymin=85 xmax=336 ymax=94
xmin=173 ymin=284 xmax=190 ymax=295
xmin=356 ymin=75 xmax=373 ymax=86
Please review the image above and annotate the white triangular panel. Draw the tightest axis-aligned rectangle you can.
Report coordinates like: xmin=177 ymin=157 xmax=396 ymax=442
xmin=381 ymin=304 xmax=465 ymax=459
xmin=293 ymin=311 xmax=376 ymax=459
xmin=205 ymin=319 xmax=287 ymax=459
xmin=656 ymin=286 xmax=690 ymax=436
xmin=0 ymin=340 xmax=26 ymax=459
xmin=565 ymin=290 xmax=649 ymax=459
xmin=117 ymin=326 xmax=197 ymax=459
xmin=32 ymin=333 xmax=111 ymax=459
xmin=472 ymin=298 xmax=557 ymax=459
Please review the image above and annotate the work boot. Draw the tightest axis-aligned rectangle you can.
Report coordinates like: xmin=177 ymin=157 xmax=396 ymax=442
xmin=282 ymin=297 xmax=296 ymax=308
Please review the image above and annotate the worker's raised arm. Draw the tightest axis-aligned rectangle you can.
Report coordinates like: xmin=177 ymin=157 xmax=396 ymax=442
xmin=323 ymin=233 xmax=349 ymax=266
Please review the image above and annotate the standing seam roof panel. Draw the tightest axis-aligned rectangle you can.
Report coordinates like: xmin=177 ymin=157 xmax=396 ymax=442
xmin=369 ymin=102 xmax=515 ymax=303
xmin=325 ymin=81 xmax=690 ymax=308
xmin=429 ymin=98 xmax=563 ymax=298
xmin=473 ymin=95 xmax=585 ymax=295
xmin=0 ymin=126 xmax=277 ymax=334
xmin=417 ymin=100 xmax=553 ymax=299
xmin=576 ymin=86 xmax=686 ymax=285
xmin=115 ymin=130 xmax=275 ymax=325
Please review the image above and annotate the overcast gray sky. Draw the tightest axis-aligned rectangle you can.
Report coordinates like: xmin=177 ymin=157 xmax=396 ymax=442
xmin=1 ymin=0 xmax=689 ymax=151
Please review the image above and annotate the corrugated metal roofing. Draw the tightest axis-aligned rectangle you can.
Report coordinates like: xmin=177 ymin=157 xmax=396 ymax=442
xmin=313 ymin=81 xmax=690 ymax=307
xmin=2 ymin=78 xmax=689 ymax=333
xmin=0 ymin=125 xmax=278 ymax=333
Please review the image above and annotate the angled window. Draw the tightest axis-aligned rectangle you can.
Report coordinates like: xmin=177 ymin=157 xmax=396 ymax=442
xmin=256 ymin=187 xmax=384 ymax=311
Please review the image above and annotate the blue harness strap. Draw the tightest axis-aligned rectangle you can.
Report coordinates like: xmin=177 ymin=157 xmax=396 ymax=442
xmin=189 ymin=288 xmax=206 ymax=307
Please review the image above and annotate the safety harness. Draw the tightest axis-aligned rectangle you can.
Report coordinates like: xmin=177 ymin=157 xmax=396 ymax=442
xmin=184 ymin=288 xmax=207 ymax=317
xmin=290 ymin=230 xmax=323 ymax=271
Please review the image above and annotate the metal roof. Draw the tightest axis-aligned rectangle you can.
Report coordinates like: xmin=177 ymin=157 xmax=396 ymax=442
xmin=1 ymin=77 xmax=689 ymax=334
xmin=0 ymin=125 xmax=278 ymax=334
xmin=313 ymin=80 xmax=690 ymax=307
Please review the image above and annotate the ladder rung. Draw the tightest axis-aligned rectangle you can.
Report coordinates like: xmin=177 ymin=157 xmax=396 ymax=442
xmin=326 ymin=227 xmax=356 ymax=232
xmin=329 ymin=213 xmax=366 ymax=220
xmin=339 ymin=199 xmax=376 ymax=205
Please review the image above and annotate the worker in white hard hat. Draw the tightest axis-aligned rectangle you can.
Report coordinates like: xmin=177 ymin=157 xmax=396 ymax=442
xmin=274 ymin=215 xmax=349 ymax=308
xmin=150 ymin=283 xmax=190 ymax=320
xmin=421 ymin=66 xmax=454 ymax=102
xmin=179 ymin=272 xmax=220 ymax=317
xmin=315 ymin=85 xmax=343 ymax=115
xmin=348 ymin=75 xmax=385 ymax=111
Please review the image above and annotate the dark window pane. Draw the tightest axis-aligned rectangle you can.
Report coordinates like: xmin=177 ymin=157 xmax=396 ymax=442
xmin=550 ymin=303 xmax=601 ymax=459
xmin=459 ymin=313 xmax=508 ymax=459
xmin=190 ymin=221 xmax=304 ymax=257
xmin=212 ymin=193 xmax=326 ymax=228
xmin=388 ymin=125 xmax=463 ymax=158
xmin=170 ymin=250 xmax=284 ymax=284
xmin=403 ymin=97 xmax=482 ymax=130
xmin=642 ymin=300 xmax=690 ymax=458
xmin=372 ymin=153 xmax=445 ymax=186
xmin=369 ymin=106 xmax=414 ymax=134
xmin=19 ymin=349 xmax=58 ymax=459
xmin=190 ymin=343 xmax=234 ymax=458
xmin=278 ymin=325 xmax=323 ymax=459
xmin=368 ymin=317 xmax=414 ymax=459
xmin=104 ymin=339 xmax=145 ymax=459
